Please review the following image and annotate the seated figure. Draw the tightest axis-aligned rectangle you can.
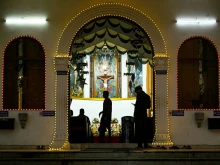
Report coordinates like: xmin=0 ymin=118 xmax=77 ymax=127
xmin=69 ymin=109 xmax=92 ymax=143
xmin=78 ymin=108 xmax=91 ymax=125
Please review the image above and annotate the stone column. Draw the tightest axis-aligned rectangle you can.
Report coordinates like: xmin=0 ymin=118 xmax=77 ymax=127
xmin=152 ymin=55 xmax=173 ymax=146
xmin=50 ymin=55 xmax=70 ymax=150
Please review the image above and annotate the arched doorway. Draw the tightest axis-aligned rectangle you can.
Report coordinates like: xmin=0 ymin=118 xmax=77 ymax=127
xmin=51 ymin=3 xmax=171 ymax=150
xmin=68 ymin=16 xmax=155 ymax=144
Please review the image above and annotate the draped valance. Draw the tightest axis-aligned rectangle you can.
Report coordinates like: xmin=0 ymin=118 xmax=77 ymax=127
xmin=71 ymin=17 xmax=153 ymax=66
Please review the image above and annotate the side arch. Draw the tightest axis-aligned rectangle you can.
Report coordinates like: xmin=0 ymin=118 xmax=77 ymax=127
xmin=2 ymin=35 xmax=46 ymax=110
xmin=177 ymin=35 xmax=219 ymax=109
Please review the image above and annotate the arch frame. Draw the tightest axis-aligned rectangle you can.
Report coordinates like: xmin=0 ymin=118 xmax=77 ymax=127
xmin=51 ymin=3 xmax=169 ymax=149
xmin=56 ymin=3 xmax=166 ymax=56
xmin=1 ymin=35 xmax=47 ymax=110
xmin=176 ymin=35 xmax=220 ymax=110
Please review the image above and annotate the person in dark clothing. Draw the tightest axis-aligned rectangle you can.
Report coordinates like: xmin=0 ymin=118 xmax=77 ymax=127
xmin=78 ymin=108 xmax=91 ymax=125
xmin=133 ymin=86 xmax=151 ymax=149
xmin=98 ymin=91 xmax=112 ymax=143
xmin=70 ymin=110 xmax=73 ymax=117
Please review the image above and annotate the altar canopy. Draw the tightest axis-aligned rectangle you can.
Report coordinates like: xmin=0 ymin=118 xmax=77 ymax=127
xmin=69 ymin=17 xmax=153 ymax=98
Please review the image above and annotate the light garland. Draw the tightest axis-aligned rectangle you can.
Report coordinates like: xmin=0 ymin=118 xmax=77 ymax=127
xmin=62 ymin=69 xmax=70 ymax=150
xmin=177 ymin=35 xmax=220 ymax=111
xmin=152 ymin=55 xmax=173 ymax=146
xmin=1 ymin=35 xmax=46 ymax=111
xmin=55 ymin=54 xmax=69 ymax=57
xmin=49 ymin=57 xmax=57 ymax=150
xmin=50 ymin=56 xmax=70 ymax=150
xmin=166 ymin=57 xmax=173 ymax=145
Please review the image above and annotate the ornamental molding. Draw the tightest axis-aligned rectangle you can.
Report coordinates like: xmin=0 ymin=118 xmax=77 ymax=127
xmin=54 ymin=56 xmax=70 ymax=71
xmin=154 ymin=56 xmax=168 ymax=71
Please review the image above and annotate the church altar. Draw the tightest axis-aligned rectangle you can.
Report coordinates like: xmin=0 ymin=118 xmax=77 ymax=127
xmin=70 ymin=98 xmax=136 ymax=125
xmin=91 ymin=123 xmax=121 ymax=136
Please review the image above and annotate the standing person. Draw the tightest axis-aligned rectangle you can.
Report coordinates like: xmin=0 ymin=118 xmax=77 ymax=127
xmin=133 ymin=86 xmax=151 ymax=149
xmin=98 ymin=91 xmax=112 ymax=143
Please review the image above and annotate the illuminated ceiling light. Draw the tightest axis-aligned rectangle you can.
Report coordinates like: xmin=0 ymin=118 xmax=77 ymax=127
xmin=5 ymin=17 xmax=47 ymax=25
xmin=176 ymin=19 xmax=217 ymax=25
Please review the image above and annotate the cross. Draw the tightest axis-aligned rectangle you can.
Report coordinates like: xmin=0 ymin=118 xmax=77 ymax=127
xmin=97 ymin=73 xmax=114 ymax=91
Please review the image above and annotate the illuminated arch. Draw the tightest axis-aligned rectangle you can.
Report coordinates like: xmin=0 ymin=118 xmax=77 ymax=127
xmin=56 ymin=3 xmax=166 ymax=56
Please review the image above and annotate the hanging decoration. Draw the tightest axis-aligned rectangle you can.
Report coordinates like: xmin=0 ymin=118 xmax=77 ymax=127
xmin=71 ymin=17 xmax=153 ymax=66
xmin=70 ymin=17 xmax=153 ymax=99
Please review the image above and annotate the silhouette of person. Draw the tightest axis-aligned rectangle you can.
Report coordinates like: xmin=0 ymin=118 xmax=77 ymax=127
xmin=70 ymin=110 xmax=73 ymax=117
xmin=98 ymin=91 xmax=112 ymax=143
xmin=78 ymin=108 xmax=90 ymax=125
xmin=133 ymin=86 xmax=151 ymax=149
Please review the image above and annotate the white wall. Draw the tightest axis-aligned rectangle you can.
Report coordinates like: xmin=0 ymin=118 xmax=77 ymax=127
xmin=142 ymin=64 xmax=147 ymax=92
xmin=0 ymin=111 xmax=54 ymax=145
xmin=121 ymin=53 xmax=128 ymax=98
xmin=70 ymin=99 xmax=136 ymax=125
xmin=170 ymin=111 xmax=220 ymax=145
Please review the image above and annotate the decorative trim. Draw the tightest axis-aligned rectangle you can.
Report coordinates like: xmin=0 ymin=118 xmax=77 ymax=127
xmin=40 ymin=111 xmax=55 ymax=116
xmin=172 ymin=110 xmax=184 ymax=116
xmin=0 ymin=111 xmax=8 ymax=117
xmin=156 ymin=70 xmax=167 ymax=75
xmin=57 ymin=71 xmax=68 ymax=75
xmin=214 ymin=111 xmax=220 ymax=116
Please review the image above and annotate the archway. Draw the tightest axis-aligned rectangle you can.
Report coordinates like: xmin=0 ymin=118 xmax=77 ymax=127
xmin=51 ymin=3 xmax=171 ymax=150
xmin=68 ymin=16 xmax=154 ymax=144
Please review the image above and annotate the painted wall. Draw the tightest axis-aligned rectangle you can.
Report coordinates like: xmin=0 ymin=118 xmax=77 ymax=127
xmin=0 ymin=0 xmax=220 ymax=146
xmin=170 ymin=111 xmax=220 ymax=145
xmin=0 ymin=111 xmax=54 ymax=145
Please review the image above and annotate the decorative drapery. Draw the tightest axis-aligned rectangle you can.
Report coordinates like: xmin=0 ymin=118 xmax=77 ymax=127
xmin=71 ymin=17 xmax=153 ymax=66
xmin=75 ymin=40 xmax=153 ymax=66
xmin=70 ymin=17 xmax=154 ymax=98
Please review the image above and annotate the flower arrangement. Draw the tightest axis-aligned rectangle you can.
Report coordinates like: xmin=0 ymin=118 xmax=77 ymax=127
xmin=92 ymin=118 xmax=100 ymax=124
xmin=111 ymin=118 xmax=118 ymax=124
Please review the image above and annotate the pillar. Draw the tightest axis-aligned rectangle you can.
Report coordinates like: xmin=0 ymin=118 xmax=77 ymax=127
xmin=152 ymin=54 xmax=173 ymax=146
xmin=50 ymin=55 xmax=70 ymax=150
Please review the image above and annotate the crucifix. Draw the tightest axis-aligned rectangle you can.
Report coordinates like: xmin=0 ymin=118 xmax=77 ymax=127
xmin=97 ymin=69 xmax=114 ymax=91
